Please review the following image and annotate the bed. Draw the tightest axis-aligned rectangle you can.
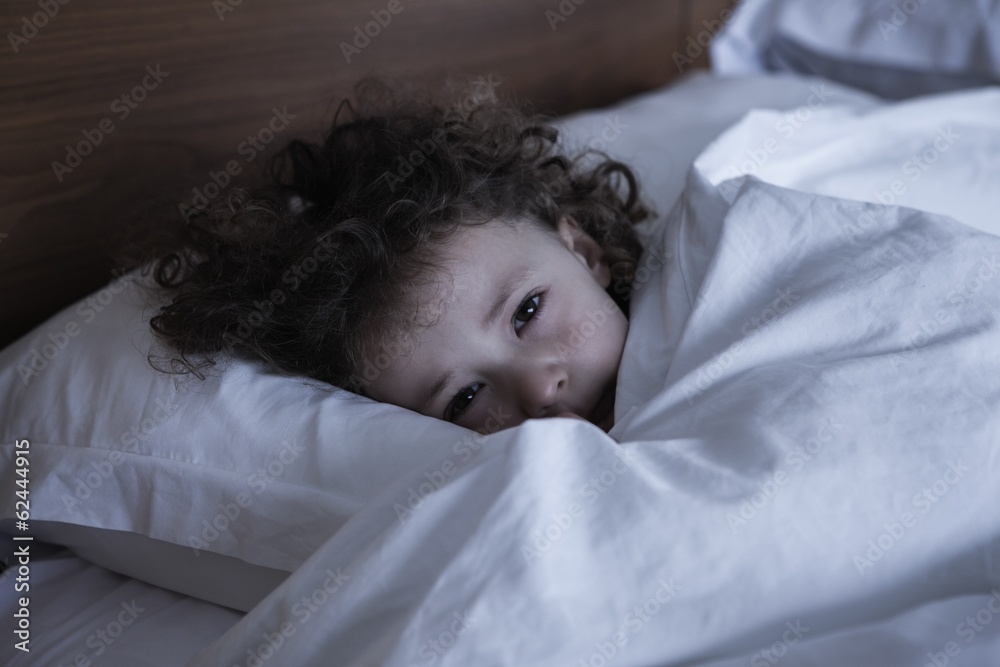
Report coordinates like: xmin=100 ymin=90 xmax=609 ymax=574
xmin=2 ymin=0 xmax=1000 ymax=665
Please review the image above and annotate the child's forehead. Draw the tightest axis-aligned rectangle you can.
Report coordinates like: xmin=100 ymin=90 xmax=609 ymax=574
xmin=439 ymin=216 xmax=558 ymax=260
xmin=430 ymin=220 xmax=561 ymax=288
xmin=384 ymin=216 xmax=565 ymax=336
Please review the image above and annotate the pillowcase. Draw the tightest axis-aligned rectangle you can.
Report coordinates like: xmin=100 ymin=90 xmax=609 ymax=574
xmin=0 ymin=71 xmax=878 ymax=612
xmin=711 ymin=0 xmax=1000 ymax=99
xmin=553 ymin=71 xmax=877 ymax=222
xmin=0 ymin=270 xmax=469 ymax=610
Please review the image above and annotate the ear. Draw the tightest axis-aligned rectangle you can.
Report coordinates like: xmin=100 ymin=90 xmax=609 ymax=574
xmin=555 ymin=214 xmax=612 ymax=289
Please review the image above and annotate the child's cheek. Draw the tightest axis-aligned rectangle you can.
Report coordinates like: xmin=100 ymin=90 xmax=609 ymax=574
xmin=554 ymin=300 xmax=603 ymax=356
xmin=469 ymin=386 xmax=511 ymax=434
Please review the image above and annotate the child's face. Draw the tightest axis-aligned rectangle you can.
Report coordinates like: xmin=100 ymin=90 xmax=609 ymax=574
xmin=363 ymin=215 xmax=628 ymax=434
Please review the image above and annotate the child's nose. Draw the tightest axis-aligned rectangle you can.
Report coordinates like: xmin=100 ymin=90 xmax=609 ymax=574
xmin=514 ymin=361 xmax=567 ymax=419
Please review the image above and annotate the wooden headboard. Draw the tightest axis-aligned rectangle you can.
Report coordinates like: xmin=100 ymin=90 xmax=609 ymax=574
xmin=0 ymin=0 xmax=732 ymax=347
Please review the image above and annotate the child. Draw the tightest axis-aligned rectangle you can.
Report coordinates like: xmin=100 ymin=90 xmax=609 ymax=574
xmin=136 ymin=78 xmax=651 ymax=435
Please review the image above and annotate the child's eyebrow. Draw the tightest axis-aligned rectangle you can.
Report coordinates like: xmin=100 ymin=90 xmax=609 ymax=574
xmin=421 ymin=368 xmax=457 ymax=416
xmin=481 ymin=266 xmax=532 ymax=333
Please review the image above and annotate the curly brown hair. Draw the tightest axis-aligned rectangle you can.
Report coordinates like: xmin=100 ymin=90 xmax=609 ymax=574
xmin=133 ymin=77 xmax=651 ymax=393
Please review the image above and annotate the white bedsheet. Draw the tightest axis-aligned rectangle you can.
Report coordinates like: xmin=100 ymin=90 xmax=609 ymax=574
xmin=693 ymin=87 xmax=1000 ymax=239
xmin=186 ymin=157 xmax=1000 ymax=664
xmin=12 ymin=81 xmax=999 ymax=667
xmin=0 ymin=542 xmax=241 ymax=666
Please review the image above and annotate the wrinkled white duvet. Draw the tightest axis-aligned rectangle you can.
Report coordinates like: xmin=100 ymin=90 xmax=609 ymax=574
xmin=188 ymin=159 xmax=1000 ymax=665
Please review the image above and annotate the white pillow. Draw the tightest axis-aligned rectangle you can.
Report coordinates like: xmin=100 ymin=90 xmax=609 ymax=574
xmin=553 ymin=71 xmax=877 ymax=222
xmin=712 ymin=0 xmax=1000 ymax=99
xmin=0 ymin=72 xmax=878 ymax=612
xmin=0 ymin=270 xmax=468 ymax=610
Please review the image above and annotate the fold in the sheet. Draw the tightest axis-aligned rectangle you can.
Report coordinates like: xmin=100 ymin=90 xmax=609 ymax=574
xmin=190 ymin=173 xmax=1000 ymax=666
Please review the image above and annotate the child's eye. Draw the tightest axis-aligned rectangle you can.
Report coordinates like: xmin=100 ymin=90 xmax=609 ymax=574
xmin=446 ymin=383 xmax=481 ymax=422
xmin=445 ymin=292 xmax=543 ymax=422
xmin=514 ymin=293 xmax=542 ymax=332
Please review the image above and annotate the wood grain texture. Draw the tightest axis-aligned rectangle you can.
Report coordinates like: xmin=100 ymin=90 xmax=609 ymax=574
xmin=679 ymin=0 xmax=741 ymax=71
xmin=0 ymin=0 xmax=711 ymax=347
